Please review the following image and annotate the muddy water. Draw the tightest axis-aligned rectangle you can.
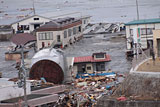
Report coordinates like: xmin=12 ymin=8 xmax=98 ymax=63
xmin=64 ymin=33 xmax=132 ymax=73
xmin=0 ymin=33 xmax=132 ymax=78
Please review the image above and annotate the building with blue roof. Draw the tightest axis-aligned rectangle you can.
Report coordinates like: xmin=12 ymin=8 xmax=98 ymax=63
xmin=125 ymin=18 xmax=160 ymax=55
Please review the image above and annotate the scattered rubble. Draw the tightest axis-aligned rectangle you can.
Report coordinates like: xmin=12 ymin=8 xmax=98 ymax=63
xmin=54 ymin=72 xmax=125 ymax=107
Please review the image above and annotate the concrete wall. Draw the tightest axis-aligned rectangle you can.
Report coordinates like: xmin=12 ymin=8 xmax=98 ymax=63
xmin=153 ymin=29 xmax=160 ymax=57
xmin=126 ymin=23 xmax=160 ymax=50
xmin=12 ymin=15 xmax=51 ymax=33
xmin=97 ymin=97 xmax=160 ymax=107
xmin=0 ymin=79 xmax=31 ymax=101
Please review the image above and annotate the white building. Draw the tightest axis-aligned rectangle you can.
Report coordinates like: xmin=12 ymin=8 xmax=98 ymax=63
xmin=79 ymin=15 xmax=91 ymax=31
xmin=125 ymin=18 xmax=160 ymax=53
xmin=36 ymin=17 xmax=83 ymax=50
xmin=11 ymin=15 xmax=51 ymax=34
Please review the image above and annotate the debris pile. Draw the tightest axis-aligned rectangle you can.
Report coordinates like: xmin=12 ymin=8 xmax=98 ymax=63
xmin=55 ymin=72 xmax=125 ymax=107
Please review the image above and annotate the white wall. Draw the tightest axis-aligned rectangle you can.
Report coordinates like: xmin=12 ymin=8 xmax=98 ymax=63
xmin=12 ymin=15 xmax=51 ymax=33
xmin=0 ymin=79 xmax=31 ymax=101
xmin=82 ymin=17 xmax=91 ymax=31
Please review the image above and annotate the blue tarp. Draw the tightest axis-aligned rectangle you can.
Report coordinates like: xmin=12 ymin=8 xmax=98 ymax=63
xmin=76 ymin=72 xmax=115 ymax=79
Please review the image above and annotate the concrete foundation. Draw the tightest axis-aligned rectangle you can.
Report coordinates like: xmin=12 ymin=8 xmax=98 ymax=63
xmin=97 ymin=97 xmax=160 ymax=107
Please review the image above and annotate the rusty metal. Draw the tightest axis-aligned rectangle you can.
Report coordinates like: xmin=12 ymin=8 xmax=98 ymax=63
xmin=30 ymin=60 xmax=64 ymax=84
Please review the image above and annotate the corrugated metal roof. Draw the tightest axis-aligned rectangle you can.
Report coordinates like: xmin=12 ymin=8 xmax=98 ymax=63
xmin=125 ymin=18 xmax=160 ymax=25
xmin=74 ymin=54 xmax=111 ymax=63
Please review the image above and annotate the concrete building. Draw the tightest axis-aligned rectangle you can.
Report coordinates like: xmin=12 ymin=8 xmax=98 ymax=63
xmin=153 ymin=29 xmax=160 ymax=57
xmin=73 ymin=52 xmax=111 ymax=76
xmin=11 ymin=15 xmax=51 ymax=34
xmin=125 ymin=18 xmax=160 ymax=54
xmin=36 ymin=17 xmax=83 ymax=50
xmin=0 ymin=25 xmax=13 ymax=41
xmin=80 ymin=15 xmax=91 ymax=31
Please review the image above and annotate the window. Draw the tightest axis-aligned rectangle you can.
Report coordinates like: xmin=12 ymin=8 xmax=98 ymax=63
xmin=87 ymin=66 xmax=91 ymax=70
xmin=39 ymin=33 xmax=43 ymax=40
xmin=46 ymin=33 xmax=50 ymax=40
xmin=34 ymin=18 xmax=39 ymax=20
xmin=147 ymin=28 xmax=154 ymax=35
xmin=73 ymin=27 xmax=76 ymax=35
xmin=130 ymin=29 xmax=133 ymax=36
xmin=84 ymin=20 xmax=86 ymax=24
xmin=95 ymin=54 xmax=105 ymax=58
xmin=78 ymin=26 xmax=81 ymax=32
xmin=141 ymin=28 xmax=147 ymax=35
xmin=19 ymin=25 xmax=29 ymax=30
xmin=38 ymin=32 xmax=53 ymax=40
xmin=57 ymin=35 xmax=61 ymax=42
xmin=68 ymin=29 xmax=72 ymax=37
xmin=64 ymin=30 xmax=67 ymax=38
xmin=96 ymin=62 xmax=105 ymax=71
xmin=49 ymin=32 xmax=53 ymax=40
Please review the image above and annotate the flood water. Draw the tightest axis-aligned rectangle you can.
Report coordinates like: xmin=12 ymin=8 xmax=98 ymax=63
xmin=0 ymin=32 xmax=132 ymax=78
xmin=0 ymin=0 xmax=160 ymax=24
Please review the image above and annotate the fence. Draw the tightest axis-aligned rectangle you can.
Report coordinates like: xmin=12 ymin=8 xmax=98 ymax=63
xmin=132 ymin=48 xmax=151 ymax=70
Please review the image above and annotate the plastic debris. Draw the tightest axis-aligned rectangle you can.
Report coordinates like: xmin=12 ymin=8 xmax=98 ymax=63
xmin=53 ymin=72 xmax=125 ymax=106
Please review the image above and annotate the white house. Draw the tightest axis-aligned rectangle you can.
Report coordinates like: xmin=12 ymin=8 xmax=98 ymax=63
xmin=125 ymin=18 xmax=160 ymax=54
xmin=11 ymin=15 xmax=52 ymax=34
xmin=36 ymin=17 xmax=83 ymax=50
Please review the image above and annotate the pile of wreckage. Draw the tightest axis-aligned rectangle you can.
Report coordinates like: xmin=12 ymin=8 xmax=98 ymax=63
xmin=54 ymin=72 xmax=125 ymax=107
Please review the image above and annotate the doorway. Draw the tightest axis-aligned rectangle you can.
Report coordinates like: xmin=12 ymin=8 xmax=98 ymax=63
xmin=34 ymin=24 xmax=40 ymax=29
xmin=157 ymin=39 xmax=160 ymax=57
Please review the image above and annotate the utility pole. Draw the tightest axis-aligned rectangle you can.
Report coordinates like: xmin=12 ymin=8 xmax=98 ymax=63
xmin=33 ymin=0 xmax=36 ymax=15
xmin=20 ymin=45 xmax=28 ymax=107
xmin=136 ymin=0 xmax=139 ymax=20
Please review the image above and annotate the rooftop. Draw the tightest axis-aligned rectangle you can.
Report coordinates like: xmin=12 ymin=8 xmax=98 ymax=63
xmin=10 ymin=33 xmax=36 ymax=45
xmin=36 ymin=17 xmax=81 ymax=31
xmin=37 ymin=17 xmax=82 ymax=31
xmin=125 ymin=18 xmax=160 ymax=25
xmin=74 ymin=54 xmax=111 ymax=63
xmin=11 ymin=14 xmax=52 ymax=25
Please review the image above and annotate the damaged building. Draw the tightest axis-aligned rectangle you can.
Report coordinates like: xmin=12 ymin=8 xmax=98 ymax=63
xmin=36 ymin=17 xmax=83 ymax=50
xmin=73 ymin=52 xmax=111 ymax=76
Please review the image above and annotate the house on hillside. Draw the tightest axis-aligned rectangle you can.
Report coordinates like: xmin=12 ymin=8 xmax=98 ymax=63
xmin=73 ymin=52 xmax=111 ymax=76
xmin=125 ymin=18 xmax=160 ymax=55
xmin=36 ymin=17 xmax=83 ymax=50
xmin=11 ymin=15 xmax=52 ymax=34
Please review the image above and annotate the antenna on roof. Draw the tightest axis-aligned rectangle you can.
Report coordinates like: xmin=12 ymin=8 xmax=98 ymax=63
xmin=32 ymin=0 xmax=36 ymax=15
